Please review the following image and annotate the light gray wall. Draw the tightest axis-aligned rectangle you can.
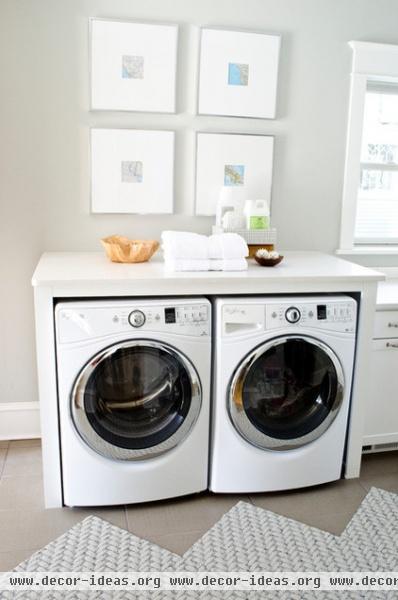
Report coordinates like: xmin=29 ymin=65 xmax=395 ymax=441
xmin=1 ymin=0 xmax=398 ymax=406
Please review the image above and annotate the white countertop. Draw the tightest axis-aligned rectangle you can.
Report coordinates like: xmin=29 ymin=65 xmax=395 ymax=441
xmin=32 ymin=251 xmax=383 ymax=297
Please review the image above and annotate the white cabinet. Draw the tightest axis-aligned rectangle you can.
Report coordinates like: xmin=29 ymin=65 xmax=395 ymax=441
xmin=363 ymin=310 xmax=398 ymax=447
xmin=373 ymin=311 xmax=398 ymax=338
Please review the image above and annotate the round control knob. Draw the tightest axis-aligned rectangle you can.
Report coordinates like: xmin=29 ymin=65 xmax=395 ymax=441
xmin=285 ymin=307 xmax=301 ymax=323
xmin=128 ymin=309 xmax=146 ymax=328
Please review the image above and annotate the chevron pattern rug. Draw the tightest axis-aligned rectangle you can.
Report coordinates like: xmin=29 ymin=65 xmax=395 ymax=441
xmin=1 ymin=487 xmax=397 ymax=599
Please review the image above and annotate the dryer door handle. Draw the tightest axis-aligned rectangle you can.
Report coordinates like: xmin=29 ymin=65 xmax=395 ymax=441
xmin=102 ymin=379 xmax=173 ymax=410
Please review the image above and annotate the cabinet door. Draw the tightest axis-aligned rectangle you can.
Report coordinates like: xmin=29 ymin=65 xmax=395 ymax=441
xmin=363 ymin=338 xmax=398 ymax=445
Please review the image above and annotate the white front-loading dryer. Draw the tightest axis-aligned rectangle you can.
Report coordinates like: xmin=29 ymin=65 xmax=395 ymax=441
xmin=210 ymin=296 xmax=357 ymax=493
xmin=55 ymin=298 xmax=211 ymax=506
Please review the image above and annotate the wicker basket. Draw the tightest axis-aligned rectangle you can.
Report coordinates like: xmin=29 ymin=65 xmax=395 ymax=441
xmin=101 ymin=235 xmax=159 ymax=263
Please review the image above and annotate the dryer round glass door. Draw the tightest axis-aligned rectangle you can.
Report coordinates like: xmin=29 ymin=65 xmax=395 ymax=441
xmin=229 ymin=336 xmax=344 ymax=451
xmin=71 ymin=341 xmax=201 ymax=460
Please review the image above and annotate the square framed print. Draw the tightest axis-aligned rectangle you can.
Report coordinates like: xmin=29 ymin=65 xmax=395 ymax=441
xmin=91 ymin=128 xmax=174 ymax=214
xmin=90 ymin=19 xmax=178 ymax=113
xmin=195 ymin=132 xmax=274 ymax=215
xmin=198 ymin=28 xmax=281 ymax=119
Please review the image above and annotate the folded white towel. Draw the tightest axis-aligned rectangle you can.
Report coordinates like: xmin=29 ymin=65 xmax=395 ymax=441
xmin=161 ymin=231 xmax=208 ymax=260
xmin=162 ymin=231 xmax=248 ymax=260
xmin=164 ymin=258 xmax=211 ymax=271
xmin=208 ymin=233 xmax=248 ymax=259
xmin=164 ymin=258 xmax=248 ymax=272
xmin=210 ymin=258 xmax=248 ymax=271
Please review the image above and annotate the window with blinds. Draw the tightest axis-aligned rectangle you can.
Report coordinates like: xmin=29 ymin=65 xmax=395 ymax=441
xmin=355 ymin=82 xmax=398 ymax=244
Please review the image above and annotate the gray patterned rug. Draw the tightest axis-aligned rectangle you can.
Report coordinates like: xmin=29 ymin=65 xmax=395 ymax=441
xmin=341 ymin=487 xmax=398 ymax=555
xmin=1 ymin=487 xmax=397 ymax=599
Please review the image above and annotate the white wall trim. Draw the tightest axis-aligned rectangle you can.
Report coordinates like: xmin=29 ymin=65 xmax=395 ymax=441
xmin=339 ymin=72 xmax=367 ymax=251
xmin=349 ymin=40 xmax=398 ymax=78
xmin=0 ymin=402 xmax=41 ymax=441
xmin=339 ymin=40 xmax=398 ymax=253
xmin=336 ymin=246 xmax=398 ymax=256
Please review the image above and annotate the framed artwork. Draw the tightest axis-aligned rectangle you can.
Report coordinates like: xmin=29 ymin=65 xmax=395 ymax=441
xmin=198 ymin=28 xmax=281 ymax=119
xmin=91 ymin=128 xmax=174 ymax=214
xmin=195 ymin=132 xmax=274 ymax=216
xmin=90 ymin=19 xmax=178 ymax=113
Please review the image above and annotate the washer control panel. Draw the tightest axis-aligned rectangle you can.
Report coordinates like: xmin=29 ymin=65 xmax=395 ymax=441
xmin=56 ymin=300 xmax=210 ymax=343
xmin=122 ymin=303 xmax=209 ymax=331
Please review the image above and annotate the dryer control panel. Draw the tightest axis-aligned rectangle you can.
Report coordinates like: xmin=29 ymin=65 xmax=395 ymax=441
xmin=56 ymin=300 xmax=210 ymax=344
xmin=266 ymin=299 xmax=356 ymax=333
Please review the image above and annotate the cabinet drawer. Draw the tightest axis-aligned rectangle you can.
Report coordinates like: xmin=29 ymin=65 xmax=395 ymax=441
xmin=374 ymin=311 xmax=398 ymax=338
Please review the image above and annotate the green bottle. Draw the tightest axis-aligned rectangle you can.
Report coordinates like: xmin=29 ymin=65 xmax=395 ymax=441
xmin=244 ymin=200 xmax=270 ymax=230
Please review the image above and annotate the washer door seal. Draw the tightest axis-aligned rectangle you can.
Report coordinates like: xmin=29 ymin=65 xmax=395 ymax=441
xmin=228 ymin=335 xmax=345 ymax=451
xmin=71 ymin=340 xmax=202 ymax=461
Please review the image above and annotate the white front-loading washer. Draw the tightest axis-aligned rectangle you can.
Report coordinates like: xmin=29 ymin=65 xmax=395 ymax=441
xmin=55 ymin=298 xmax=211 ymax=507
xmin=210 ymin=295 xmax=357 ymax=493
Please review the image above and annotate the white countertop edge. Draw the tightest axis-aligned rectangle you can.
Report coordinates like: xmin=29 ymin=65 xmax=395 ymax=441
xmin=32 ymin=273 xmax=385 ymax=287
xmin=31 ymin=251 xmax=385 ymax=289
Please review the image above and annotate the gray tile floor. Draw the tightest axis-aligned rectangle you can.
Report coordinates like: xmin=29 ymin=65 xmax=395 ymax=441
xmin=0 ymin=439 xmax=397 ymax=571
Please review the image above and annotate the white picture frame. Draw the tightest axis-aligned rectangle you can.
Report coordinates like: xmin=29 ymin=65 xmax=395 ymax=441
xmin=195 ymin=132 xmax=274 ymax=216
xmin=91 ymin=128 xmax=174 ymax=214
xmin=90 ymin=19 xmax=178 ymax=113
xmin=198 ymin=28 xmax=281 ymax=119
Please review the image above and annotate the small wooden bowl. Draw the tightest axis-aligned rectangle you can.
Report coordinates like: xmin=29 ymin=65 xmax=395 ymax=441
xmin=254 ymin=255 xmax=284 ymax=267
xmin=101 ymin=235 xmax=159 ymax=263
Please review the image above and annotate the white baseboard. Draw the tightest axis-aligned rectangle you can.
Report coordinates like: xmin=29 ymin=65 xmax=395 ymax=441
xmin=0 ymin=402 xmax=41 ymax=441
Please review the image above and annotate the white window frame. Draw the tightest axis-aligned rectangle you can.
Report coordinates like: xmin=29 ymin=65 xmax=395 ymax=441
xmin=338 ymin=41 xmax=398 ymax=255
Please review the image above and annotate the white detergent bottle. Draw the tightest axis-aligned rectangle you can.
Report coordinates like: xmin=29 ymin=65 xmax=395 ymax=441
xmin=244 ymin=199 xmax=270 ymax=230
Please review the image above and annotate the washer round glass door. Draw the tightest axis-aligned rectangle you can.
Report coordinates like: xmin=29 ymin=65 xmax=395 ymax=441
xmin=229 ymin=336 xmax=344 ymax=451
xmin=71 ymin=341 xmax=201 ymax=460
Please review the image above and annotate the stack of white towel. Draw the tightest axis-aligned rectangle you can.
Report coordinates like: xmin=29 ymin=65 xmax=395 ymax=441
xmin=162 ymin=231 xmax=248 ymax=271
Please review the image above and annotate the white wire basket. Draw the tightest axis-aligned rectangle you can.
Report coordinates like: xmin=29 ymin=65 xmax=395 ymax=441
xmin=222 ymin=228 xmax=277 ymax=245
